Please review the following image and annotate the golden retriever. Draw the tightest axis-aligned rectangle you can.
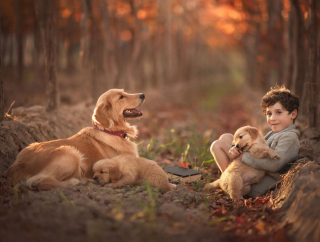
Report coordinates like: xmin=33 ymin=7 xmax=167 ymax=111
xmin=4 ymin=89 xmax=145 ymax=191
xmin=92 ymin=155 xmax=175 ymax=191
xmin=203 ymin=126 xmax=281 ymax=199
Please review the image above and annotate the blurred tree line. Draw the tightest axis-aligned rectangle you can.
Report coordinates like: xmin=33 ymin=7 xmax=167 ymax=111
xmin=0 ymin=0 xmax=319 ymax=127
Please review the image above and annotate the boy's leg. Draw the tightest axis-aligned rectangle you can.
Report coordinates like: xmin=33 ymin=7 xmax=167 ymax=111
xmin=210 ymin=133 xmax=233 ymax=172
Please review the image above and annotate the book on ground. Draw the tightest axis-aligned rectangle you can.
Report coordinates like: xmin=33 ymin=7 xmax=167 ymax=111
xmin=164 ymin=167 xmax=202 ymax=183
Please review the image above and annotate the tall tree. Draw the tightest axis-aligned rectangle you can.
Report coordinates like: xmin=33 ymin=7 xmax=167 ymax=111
xmin=289 ymin=0 xmax=306 ymax=98
xmin=15 ymin=0 xmax=24 ymax=83
xmin=0 ymin=12 xmax=4 ymax=122
xmin=306 ymin=0 xmax=319 ymax=128
xmin=34 ymin=0 xmax=59 ymax=111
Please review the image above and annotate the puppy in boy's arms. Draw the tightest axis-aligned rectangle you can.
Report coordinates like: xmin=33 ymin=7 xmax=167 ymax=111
xmin=207 ymin=85 xmax=300 ymax=198
xmin=203 ymin=126 xmax=281 ymax=199
xmin=93 ymin=155 xmax=176 ymax=191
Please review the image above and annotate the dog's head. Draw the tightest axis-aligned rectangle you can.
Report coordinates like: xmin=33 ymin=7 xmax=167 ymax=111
xmin=233 ymin=126 xmax=261 ymax=151
xmin=92 ymin=159 xmax=121 ymax=184
xmin=92 ymin=89 xmax=145 ymax=138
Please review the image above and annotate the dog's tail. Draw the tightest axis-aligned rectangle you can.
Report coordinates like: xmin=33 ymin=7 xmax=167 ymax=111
xmin=4 ymin=163 xmax=27 ymax=182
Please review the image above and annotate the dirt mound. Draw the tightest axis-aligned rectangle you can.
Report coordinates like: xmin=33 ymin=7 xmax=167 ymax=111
xmin=272 ymin=128 xmax=320 ymax=241
xmin=0 ymin=104 xmax=93 ymax=176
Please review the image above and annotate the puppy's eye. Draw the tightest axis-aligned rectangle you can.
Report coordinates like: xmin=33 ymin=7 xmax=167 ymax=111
xmin=239 ymin=135 xmax=243 ymax=139
xmin=119 ymin=95 xmax=124 ymax=99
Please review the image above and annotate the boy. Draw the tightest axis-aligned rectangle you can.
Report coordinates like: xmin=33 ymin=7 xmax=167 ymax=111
xmin=210 ymin=86 xmax=300 ymax=197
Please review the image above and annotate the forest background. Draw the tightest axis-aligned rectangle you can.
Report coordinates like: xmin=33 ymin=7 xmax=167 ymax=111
xmin=0 ymin=0 xmax=319 ymax=128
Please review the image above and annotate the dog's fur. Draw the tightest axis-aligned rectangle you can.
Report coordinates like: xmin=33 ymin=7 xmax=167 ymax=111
xmin=204 ymin=126 xmax=281 ymax=199
xmin=4 ymin=89 xmax=145 ymax=191
xmin=92 ymin=155 xmax=175 ymax=191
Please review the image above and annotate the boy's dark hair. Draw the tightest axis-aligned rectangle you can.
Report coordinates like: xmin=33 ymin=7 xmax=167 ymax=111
xmin=261 ymin=85 xmax=299 ymax=123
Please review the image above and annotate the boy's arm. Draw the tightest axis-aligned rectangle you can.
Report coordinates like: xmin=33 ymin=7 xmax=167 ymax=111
xmin=241 ymin=133 xmax=300 ymax=172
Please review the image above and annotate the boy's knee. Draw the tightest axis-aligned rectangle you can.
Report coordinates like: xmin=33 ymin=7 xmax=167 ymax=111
xmin=219 ymin=133 xmax=233 ymax=143
xmin=210 ymin=140 xmax=223 ymax=153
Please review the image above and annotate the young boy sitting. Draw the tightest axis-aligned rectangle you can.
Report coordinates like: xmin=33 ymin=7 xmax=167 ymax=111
xmin=210 ymin=86 xmax=300 ymax=197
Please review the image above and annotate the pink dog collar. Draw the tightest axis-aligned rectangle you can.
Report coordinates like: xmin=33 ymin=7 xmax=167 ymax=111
xmin=93 ymin=125 xmax=127 ymax=139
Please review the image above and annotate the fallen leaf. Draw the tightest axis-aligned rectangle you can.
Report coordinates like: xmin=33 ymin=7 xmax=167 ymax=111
xmin=236 ymin=216 xmax=245 ymax=224
xmin=255 ymin=220 xmax=265 ymax=232
xmin=178 ymin=161 xmax=191 ymax=169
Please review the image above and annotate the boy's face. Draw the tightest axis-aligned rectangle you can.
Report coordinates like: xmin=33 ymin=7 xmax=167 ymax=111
xmin=266 ymin=102 xmax=297 ymax=133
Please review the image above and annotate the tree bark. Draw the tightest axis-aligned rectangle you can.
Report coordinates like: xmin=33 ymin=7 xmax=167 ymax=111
xmin=283 ymin=7 xmax=294 ymax=88
xmin=15 ymin=0 xmax=24 ymax=83
xmin=0 ymin=12 xmax=4 ymax=122
xmin=306 ymin=0 xmax=319 ymax=128
xmin=34 ymin=0 xmax=59 ymax=111
xmin=289 ymin=0 xmax=305 ymax=98
xmin=86 ymin=0 xmax=99 ymax=101
xmin=127 ymin=0 xmax=141 ymax=91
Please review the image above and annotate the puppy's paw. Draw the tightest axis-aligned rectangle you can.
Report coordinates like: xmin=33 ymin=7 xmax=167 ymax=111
xmin=202 ymin=183 xmax=212 ymax=191
xmin=272 ymin=154 xmax=281 ymax=160
xmin=170 ymin=183 xmax=177 ymax=190
xmin=67 ymin=178 xmax=81 ymax=186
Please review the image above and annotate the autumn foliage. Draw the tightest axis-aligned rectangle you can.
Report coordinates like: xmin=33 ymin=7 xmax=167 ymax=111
xmin=0 ymin=0 xmax=319 ymax=125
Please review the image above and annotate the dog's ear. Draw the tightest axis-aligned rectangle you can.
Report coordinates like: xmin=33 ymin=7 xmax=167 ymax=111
xmin=92 ymin=102 xmax=113 ymax=129
xmin=109 ymin=166 xmax=121 ymax=183
xmin=246 ymin=127 xmax=259 ymax=140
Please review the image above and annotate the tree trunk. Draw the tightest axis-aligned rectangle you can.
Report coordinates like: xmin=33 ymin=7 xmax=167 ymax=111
xmin=127 ymin=0 xmax=141 ymax=91
xmin=86 ymin=0 xmax=99 ymax=101
xmin=289 ymin=0 xmax=305 ymax=98
xmin=34 ymin=0 xmax=59 ymax=111
xmin=80 ymin=0 xmax=89 ymax=69
xmin=100 ymin=0 xmax=117 ymax=89
xmin=244 ymin=23 xmax=261 ymax=87
xmin=15 ymin=0 xmax=24 ymax=83
xmin=163 ymin=0 xmax=174 ymax=84
xmin=306 ymin=0 xmax=319 ymax=128
xmin=0 ymin=13 xmax=4 ymax=122
xmin=283 ymin=7 xmax=294 ymax=88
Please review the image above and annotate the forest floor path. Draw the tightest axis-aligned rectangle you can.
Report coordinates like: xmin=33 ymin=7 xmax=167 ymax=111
xmin=1 ymin=82 xmax=319 ymax=242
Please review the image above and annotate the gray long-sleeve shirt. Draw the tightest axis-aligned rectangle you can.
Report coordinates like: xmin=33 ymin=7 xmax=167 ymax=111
xmin=241 ymin=127 xmax=300 ymax=197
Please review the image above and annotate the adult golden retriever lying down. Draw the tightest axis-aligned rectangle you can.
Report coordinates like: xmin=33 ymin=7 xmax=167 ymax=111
xmin=5 ymin=89 xmax=145 ymax=191
xmin=203 ymin=126 xmax=281 ymax=199
xmin=92 ymin=155 xmax=176 ymax=191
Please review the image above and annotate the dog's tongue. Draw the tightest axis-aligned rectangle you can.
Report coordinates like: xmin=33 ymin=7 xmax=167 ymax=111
xmin=123 ymin=109 xmax=143 ymax=117
xmin=129 ymin=109 xmax=141 ymax=114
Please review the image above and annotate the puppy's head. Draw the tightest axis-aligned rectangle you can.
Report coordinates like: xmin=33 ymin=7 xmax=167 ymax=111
xmin=92 ymin=89 xmax=145 ymax=137
xmin=233 ymin=126 xmax=260 ymax=151
xmin=92 ymin=159 xmax=121 ymax=183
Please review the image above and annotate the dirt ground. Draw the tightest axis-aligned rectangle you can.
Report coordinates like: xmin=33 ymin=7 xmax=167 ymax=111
xmin=1 ymin=82 xmax=320 ymax=242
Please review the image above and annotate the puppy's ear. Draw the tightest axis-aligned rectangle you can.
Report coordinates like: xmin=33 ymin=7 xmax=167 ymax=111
xmin=110 ymin=166 xmax=121 ymax=183
xmin=247 ymin=127 xmax=259 ymax=140
xmin=92 ymin=102 xmax=113 ymax=129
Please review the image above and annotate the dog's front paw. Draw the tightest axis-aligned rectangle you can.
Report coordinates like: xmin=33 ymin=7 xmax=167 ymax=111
xmin=107 ymin=183 xmax=119 ymax=188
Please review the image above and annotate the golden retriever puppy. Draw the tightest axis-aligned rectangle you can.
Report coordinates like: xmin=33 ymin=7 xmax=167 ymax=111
xmin=203 ymin=126 xmax=280 ymax=199
xmin=92 ymin=155 xmax=176 ymax=191
xmin=5 ymin=89 xmax=145 ymax=191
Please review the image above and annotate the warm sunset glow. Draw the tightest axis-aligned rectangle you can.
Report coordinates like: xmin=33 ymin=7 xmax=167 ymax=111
xmin=120 ymin=30 xmax=132 ymax=41
xmin=60 ymin=8 xmax=72 ymax=18
xmin=137 ymin=9 xmax=147 ymax=19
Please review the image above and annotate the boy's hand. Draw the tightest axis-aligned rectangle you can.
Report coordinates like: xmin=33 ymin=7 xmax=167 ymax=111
xmin=228 ymin=146 xmax=243 ymax=160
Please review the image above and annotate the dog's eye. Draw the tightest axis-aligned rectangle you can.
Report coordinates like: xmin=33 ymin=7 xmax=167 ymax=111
xmin=119 ymin=95 xmax=124 ymax=99
xmin=239 ymin=135 xmax=243 ymax=139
